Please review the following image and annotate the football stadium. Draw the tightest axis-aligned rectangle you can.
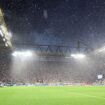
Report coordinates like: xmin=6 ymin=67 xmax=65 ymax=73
xmin=0 ymin=0 xmax=105 ymax=105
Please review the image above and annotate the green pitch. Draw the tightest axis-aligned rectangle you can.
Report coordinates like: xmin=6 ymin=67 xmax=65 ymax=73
xmin=0 ymin=86 xmax=105 ymax=105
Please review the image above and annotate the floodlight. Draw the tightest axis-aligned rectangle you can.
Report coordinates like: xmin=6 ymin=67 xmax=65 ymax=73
xmin=0 ymin=30 xmax=3 ymax=37
xmin=5 ymin=43 xmax=8 ymax=47
xmin=3 ymin=38 xmax=5 ymax=41
xmin=12 ymin=51 xmax=17 ymax=57
xmin=12 ymin=51 xmax=33 ymax=57
xmin=25 ymin=51 xmax=33 ymax=57
xmin=71 ymin=53 xmax=86 ymax=59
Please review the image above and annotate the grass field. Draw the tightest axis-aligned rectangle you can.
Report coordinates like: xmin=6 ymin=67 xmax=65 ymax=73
xmin=0 ymin=86 xmax=105 ymax=105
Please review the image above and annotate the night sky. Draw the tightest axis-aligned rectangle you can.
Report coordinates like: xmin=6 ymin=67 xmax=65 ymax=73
xmin=1 ymin=0 xmax=105 ymax=47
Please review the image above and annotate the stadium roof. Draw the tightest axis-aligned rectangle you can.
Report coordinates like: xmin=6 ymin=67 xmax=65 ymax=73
xmin=0 ymin=8 xmax=12 ymax=51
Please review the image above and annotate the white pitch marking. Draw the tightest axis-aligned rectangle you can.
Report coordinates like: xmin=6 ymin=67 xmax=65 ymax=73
xmin=68 ymin=92 xmax=105 ymax=100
